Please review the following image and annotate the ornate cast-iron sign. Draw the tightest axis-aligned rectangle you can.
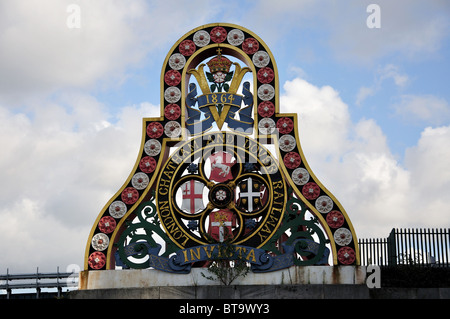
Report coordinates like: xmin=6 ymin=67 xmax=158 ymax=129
xmin=84 ymin=23 xmax=359 ymax=273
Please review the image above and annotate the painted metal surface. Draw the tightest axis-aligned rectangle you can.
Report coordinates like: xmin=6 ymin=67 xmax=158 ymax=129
xmin=84 ymin=23 xmax=359 ymax=274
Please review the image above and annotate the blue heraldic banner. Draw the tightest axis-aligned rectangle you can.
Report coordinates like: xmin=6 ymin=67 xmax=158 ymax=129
xmin=116 ymin=241 xmax=329 ymax=274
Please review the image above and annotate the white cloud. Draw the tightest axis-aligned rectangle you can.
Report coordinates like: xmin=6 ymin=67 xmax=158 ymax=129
xmin=356 ymin=87 xmax=375 ymax=106
xmin=281 ymin=78 xmax=352 ymax=162
xmin=324 ymin=0 xmax=450 ymax=63
xmin=0 ymin=0 xmax=448 ymax=273
xmin=244 ymin=0 xmax=449 ymax=64
xmin=0 ymin=0 xmax=220 ymax=273
xmin=0 ymin=76 xmax=447 ymax=272
xmin=356 ymin=64 xmax=409 ymax=105
xmin=279 ymin=77 xmax=450 ymax=239
xmin=405 ymin=126 xmax=450 ymax=209
xmin=0 ymin=198 xmax=86 ymax=273
xmin=0 ymin=93 xmax=159 ymax=272
xmin=0 ymin=0 xmax=218 ymax=105
xmin=378 ymin=64 xmax=409 ymax=88
xmin=0 ymin=1 xmax=150 ymax=102
xmin=394 ymin=94 xmax=450 ymax=125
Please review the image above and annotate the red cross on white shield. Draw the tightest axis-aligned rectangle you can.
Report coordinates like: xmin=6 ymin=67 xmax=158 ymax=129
xmin=208 ymin=209 xmax=236 ymax=242
xmin=181 ymin=180 xmax=205 ymax=214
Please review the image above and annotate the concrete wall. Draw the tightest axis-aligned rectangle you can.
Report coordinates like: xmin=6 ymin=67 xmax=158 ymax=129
xmin=68 ymin=284 xmax=450 ymax=299
xmin=70 ymin=266 xmax=449 ymax=299
xmin=79 ymin=266 xmax=366 ymax=290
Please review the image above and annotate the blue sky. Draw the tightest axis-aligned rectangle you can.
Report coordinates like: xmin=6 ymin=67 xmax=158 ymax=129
xmin=89 ymin=0 xmax=450 ymax=155
xmin=0 ymin=0 xmax=449 ymax=273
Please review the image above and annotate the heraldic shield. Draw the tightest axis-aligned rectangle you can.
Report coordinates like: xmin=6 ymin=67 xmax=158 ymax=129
xmin=84 ymin=23 xmax=359 ymax=273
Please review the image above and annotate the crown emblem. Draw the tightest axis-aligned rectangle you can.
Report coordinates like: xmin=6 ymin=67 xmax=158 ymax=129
xmin=206 ymin=48 xmax=232 ymax=74
xmin=187 ymin=47 xmax=252 ymax=131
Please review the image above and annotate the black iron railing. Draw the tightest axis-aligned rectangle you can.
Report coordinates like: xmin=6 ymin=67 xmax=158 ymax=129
xmin=359 ymin=228 xmax=450 ymax=267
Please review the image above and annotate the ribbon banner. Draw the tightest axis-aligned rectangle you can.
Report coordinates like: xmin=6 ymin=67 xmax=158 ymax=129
xmin=186 ymin=82 xmax=254 ymax=135
xmin=197 ymin=93 xmax=242 ymax=109
xmin=117 ymin=241 xmax=329 ymax=274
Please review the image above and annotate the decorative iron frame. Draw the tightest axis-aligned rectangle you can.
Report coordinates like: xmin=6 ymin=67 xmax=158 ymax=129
xmin=84 ymin=23 xmax=359 ymax=271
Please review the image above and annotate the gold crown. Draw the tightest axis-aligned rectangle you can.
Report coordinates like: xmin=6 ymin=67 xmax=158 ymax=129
xmin=207 ymin=50 xmax=232 ymax=73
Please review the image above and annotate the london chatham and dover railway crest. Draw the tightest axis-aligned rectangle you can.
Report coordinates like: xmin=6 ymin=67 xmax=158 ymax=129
xmin=85 ymin=23 xmax=359 ymax=273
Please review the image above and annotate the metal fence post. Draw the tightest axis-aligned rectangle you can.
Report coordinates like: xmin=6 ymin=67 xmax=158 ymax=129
xmin=387 ymin=228 xmax=397 ymax=266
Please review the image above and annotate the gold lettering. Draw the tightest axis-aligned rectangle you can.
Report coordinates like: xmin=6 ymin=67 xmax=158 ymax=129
xmin=204 ymin=132 xmax=223 ymax=147
xmin=217 ymin=246 xmax=233 ymax=258
xmin=202 ymin=245 xmax=215 ymax=259
xmin=273 ymin=190 xmax=284 ymax=201
xmin=164 ymin=217 xmax=175 ymax=230
xmin=159 ymin=201 xmax=170 ymax=217
xmin=260 ymin=223 xmax=272 ymax=234
xmin=249 ymin=141 xmax=258 ymax=156
xmin=190 ymin=247 xmax=202 ymax=261
xmin=162 ymin=170 xmax=173 ymax=181
xmin=167 ymin=160 xmax=178 ymax=171
xmin=257 ymin=231 xmax=268 ymax=242
xmin=216 ymin=132 xmax=224 ymax=144
xmin=204 ymin=134 xmax=213 ymax=146
xmin=171 ymin=146 xmax=191 ymax=164
xmin=172 ymin=230 xmax=184 ymax=239
xmin=159 ymin=177 xmax=171 ymax=188
xmin=246 ymin=249 xmax=257 ymax=263
xmin=180 ymin=235 xmax=189 ymax=246
xmin=243 ymin=137 xmax=250 ymax=150
xmin=191 ymin=138 xmax=200 ymax=153
xmin=273 ymin=180 xmax=283 ymax=189
xmin=258 ymin=147 xmax=268 ymax=158
xmin=234 ymin=246 xmax=245 ymax=259
xmin=267 ymin=163 xmax=278 ymax=174
xmin=158 ymin=160 xmax=178 ymax=195
xmin=226 ymin=132 xmax=235 ymax=145
xmin=171 ymin=151 xmax=182 ymax=164
xmin=165 ymin=218 xmax=186 ymax=241
xmin=258 ymin=149 xmax=269 ymax=165
xmin=267 ymin=209 xmax=280 ymax=227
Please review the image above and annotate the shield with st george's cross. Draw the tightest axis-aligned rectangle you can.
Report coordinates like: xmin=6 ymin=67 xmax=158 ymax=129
xmin=180 ymin=179 xmax=205 ymax=214
xmin=208 ymin=209 xmax=236 ymax=242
